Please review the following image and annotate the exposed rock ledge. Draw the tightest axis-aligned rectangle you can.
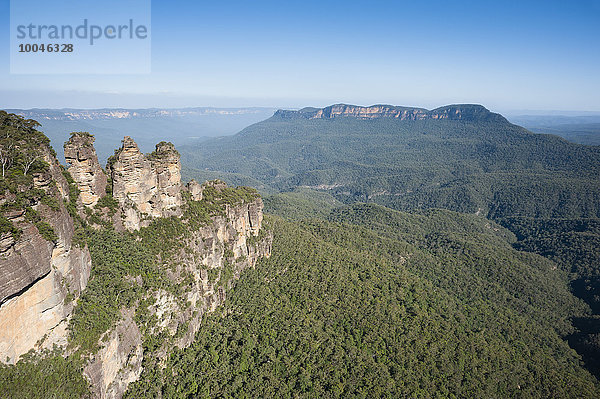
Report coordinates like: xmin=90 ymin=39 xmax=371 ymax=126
xmin=84 ymin=180 xmax=271 ymax=399
xmin=108 ymin=137 xmax=183 ymax=231
xmin=0 ymin=145 xmax=92 ymax=364
xmin=1 ymin=132 xmax=272 ymax=399
xmin=275 ymin=103 xmax=508 ymax=122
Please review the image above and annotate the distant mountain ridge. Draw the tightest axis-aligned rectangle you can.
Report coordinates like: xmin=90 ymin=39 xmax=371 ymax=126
xmin=507 ymin=114 xmax=600 ymax=145
xmin=275 ymin=103 xmax=508 ymax=122
xmin=180 ymin=101 xmax=600 ymax=218
xmin=4 ymin=107 xmax=277 ymax=163
xmin=7 ymin=107 xmax=273 ymax=121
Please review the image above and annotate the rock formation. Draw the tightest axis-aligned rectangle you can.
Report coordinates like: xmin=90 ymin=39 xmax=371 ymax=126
xmin=84 ymin=179 xmax=271 ymax=399
xmin=0 ymin=143 xmax=91 ymax=364
xmin=108 ymin=137 xmax=182 ymax=230
xmin=64 ymin=132 xmax=108 ymax=207
xmin=151 ymin=141 xmax=183 ymax=216
xmin=1 ymin=128 xmax=272 ymax=399
xmin=84 ymin=309 xmax=144 ymax=399
xmin=275 ymin=103 xmax=507 ymax=122
xmin=186 ymin=179 xmax=204 ymax=201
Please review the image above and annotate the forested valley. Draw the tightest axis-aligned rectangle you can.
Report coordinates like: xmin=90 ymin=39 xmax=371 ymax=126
xmin=2 ymin=105 xmax=599 ymax=398
xmin=180 ymin=104 xmax=600 ymax=386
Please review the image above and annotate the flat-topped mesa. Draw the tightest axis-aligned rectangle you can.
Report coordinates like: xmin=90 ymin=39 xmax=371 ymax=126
xmin=108 ymin=136 xmax=183 ymax=230
xmin=64 ymin=132 xmax=108 ymax=207
xmin=274 ymin=103 xmax=508 ymax=123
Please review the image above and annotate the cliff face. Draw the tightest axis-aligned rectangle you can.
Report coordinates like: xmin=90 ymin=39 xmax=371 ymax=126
xmin=84 ymin=180 xmax=271 ymax=399
xmin=1 ymin=124 xmax=272 ymax=398
xmin=84 ymin=309 xmax=144 ymax=399
xmin=75 ymin=137 xmax=269 ymax=398
xmin=0 ymin=142 xmax=91 ymax=364
xmin=275 ymin=103 xmax=508 ymax=123
xmin=186 ymin=179 xmax=204 ymax=201
xmin=152 ymin=141 xmax=183 ymax=216
xmin=64 ymin=133 xmax=108 ymax=208
xmin=108 ymin=137 xmax=182 ymax=230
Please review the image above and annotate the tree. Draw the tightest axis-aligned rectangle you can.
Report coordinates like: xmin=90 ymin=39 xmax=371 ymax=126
xmin=0 ymin=135 xmax=16 ymax=178
xmin=20 ymin=148 xmax=40 ymax=176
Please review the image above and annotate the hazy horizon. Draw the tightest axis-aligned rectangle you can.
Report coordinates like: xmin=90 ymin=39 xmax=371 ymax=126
xmin=4 ymin=96 xmax=600 ymax=117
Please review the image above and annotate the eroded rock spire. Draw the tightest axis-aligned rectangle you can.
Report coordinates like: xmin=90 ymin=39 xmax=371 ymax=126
xmin=108 ymin=136 xmax=182 ymax=230
xmin=64 ymin=132 xmax=107 ymax=207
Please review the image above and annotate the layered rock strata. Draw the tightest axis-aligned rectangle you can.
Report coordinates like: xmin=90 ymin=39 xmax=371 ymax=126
xmin=84 ymin=180 xmax=271 ymax=399
xmin=0 ymin=145 xmax=92 ymax=364
xmin=108 ymin=137 xmax=182 ymax=230
xmin=64 ymin=133 xmax=108 ymax=207
xmin=1 ymin=132 xmax=272 ymax=399
xmin=275 ymin=103 xmax=507 ymax=122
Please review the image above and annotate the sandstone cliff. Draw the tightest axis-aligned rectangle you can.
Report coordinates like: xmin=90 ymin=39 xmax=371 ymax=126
xmin=275 ymin=103 xmax=508 ymax=122
xmin=1 ymin=122 xmax=272 ymax=399
xmin=83 ymin=179 xmax=271 ymax=399
xmin=64 ymin=132 xmax=108 ymax=208
xmin=186 ymin=179 xmax=204 ymax=201
xmin=108 ymin=137 xmax=182 ymax=230
xmin=0 ymin=127 xmax=91 ymax=364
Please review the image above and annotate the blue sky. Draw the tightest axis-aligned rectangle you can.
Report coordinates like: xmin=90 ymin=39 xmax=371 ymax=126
xmin=1 ymin=0 xmax=599 ymax=111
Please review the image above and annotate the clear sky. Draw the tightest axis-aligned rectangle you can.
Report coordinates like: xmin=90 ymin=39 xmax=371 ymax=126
xmin=1 ymin=0 xmax=599 ymax=111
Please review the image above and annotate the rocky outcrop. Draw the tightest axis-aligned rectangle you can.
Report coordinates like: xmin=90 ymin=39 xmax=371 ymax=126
xmin=84 ymin=180 xmax=271 ymax=399
xmin=175 ymin=182 xmax=270 ymax=349
xmin=84 ymin=309 xmax=143 ymax=399
xmin=64 ymin=133 xmax=108 ymax=207
xmin=1 ymin=128 xmax=271 ymax=399
xmin=275 ymin=103 xmax=508 ymax=123
xmin=108 ymin=137 xmax=182 ymax=230
xmin=226 ymin=195 xmax=264 ymax=238
xmin=0 ymin=223 xmax=53 ymax=305
xmin=0 ymin=145 xmax=91 ymax=364
xmin=186 ymin=179 xmax=204 ymax=201
xmin=151 ymin=141 xmax=183 ymax=216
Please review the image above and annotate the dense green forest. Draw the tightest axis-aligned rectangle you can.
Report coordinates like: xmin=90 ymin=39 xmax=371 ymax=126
xmin=0 ymin=348 xmax=90 ymax=399
xmin=497 ymin=216 xmax=600 ymax=376
xmin=179 ymin=106 xmax=600 ymax=378
xmin=2 ymin=107 xmax=600 ymax=397
xmin=4 ymin=200 xmax=599 ymax=398
xmin=127 ymin=206 xmax=599 ymax=398
xmin=180 ymin=109 xmax=600 ymax=220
